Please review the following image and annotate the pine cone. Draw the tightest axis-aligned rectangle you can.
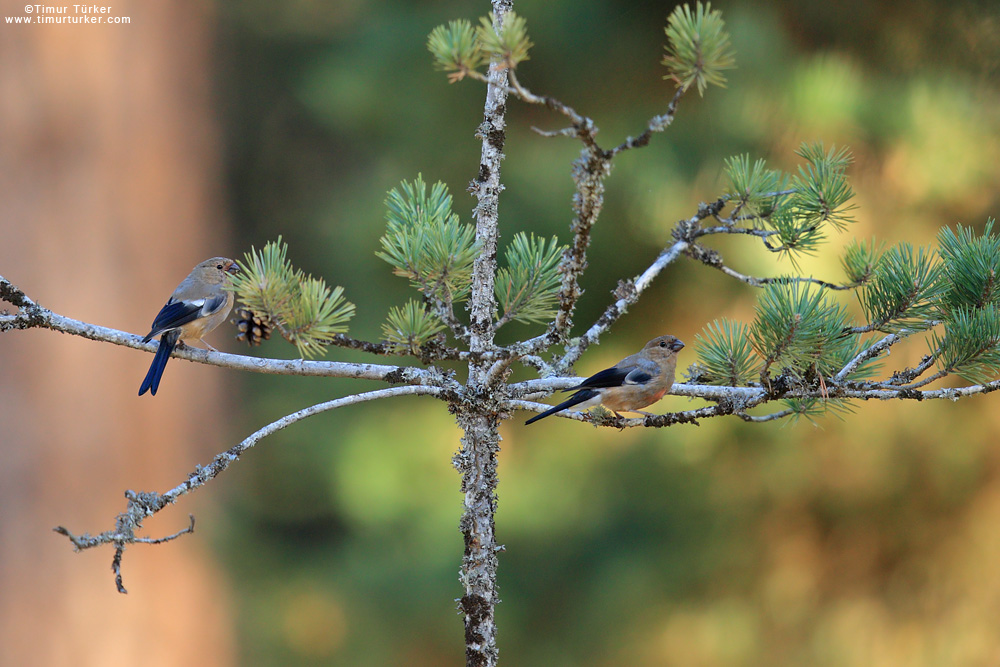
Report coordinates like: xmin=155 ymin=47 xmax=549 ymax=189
xmin=232 ymin=307 xmax=272 ymax=347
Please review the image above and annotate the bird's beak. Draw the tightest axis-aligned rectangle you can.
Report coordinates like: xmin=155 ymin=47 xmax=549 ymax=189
xmin=226 ymin=263 xmax=241 ymax=275
xmin=671 ymin=339 xmax=685 ymax=352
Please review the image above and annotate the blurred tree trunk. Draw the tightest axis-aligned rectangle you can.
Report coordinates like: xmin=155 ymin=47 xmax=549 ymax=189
xmin=0 ymin=2 xmax=235 ymax=665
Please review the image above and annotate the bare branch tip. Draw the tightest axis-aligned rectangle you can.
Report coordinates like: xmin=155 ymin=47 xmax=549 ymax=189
xmin=113 ymin=545 xmax=128 ymax=594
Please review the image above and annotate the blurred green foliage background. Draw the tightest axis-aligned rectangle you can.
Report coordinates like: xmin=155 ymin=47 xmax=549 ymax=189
xmin=211 ymin=0 xmax=1000 ymax=664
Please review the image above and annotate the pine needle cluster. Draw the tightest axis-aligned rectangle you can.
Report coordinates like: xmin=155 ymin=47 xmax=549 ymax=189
xmin=228 ymin=237 xmax=355 ymax=359
xmin=662 ymin=2 xmax=735 ymax=96
xmin=495 ymin=233 xmax=564 ymax=325
xmin=377 ymin=177 xmax=566 ymax=347
xmin=428 ymin=2 xmax=735 ymax=97
xmin=381 ymin=300 xmax=447 ymax=353
xmin=377 ymin=175 xmax=479 ymax=303
xmin=933 ymin=221 xmax=1000 ymax=382
xmin=723 ymin=142 xmax=856 ymax=269
xmin=427 ymin=12 xmax=532 ymax=81
xmin=694 ymin=217 xmax=1000 ymax=411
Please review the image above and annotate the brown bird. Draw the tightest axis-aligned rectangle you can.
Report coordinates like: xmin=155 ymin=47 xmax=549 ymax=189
xmin=138 ymin=257 xmax=240 ymax=396
xmin=525 ymin=335 xmax=685 ymax=424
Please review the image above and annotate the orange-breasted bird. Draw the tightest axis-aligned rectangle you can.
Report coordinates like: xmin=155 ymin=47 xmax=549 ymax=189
xmin=138 ymin=257 xmax=240 ymax=396
xmin=525 ymin=335 xmax=684 ymax=424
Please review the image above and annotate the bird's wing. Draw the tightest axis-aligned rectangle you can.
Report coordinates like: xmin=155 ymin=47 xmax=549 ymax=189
xmin=144 ymin=294 xmax=228 ymax=340
xmin=570 ymin=365 xmax=632 ymax=389
xmin=568 ymin=363 xmax=645 ymax=390
xmin=621 ymin=356 xmax=660 ymax=385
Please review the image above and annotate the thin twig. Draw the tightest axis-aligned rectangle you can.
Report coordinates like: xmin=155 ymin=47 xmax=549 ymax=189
xmin=736 ymin=409 xmax=794 ymax=423
xmin=895 ymin=369 xmax=948 ymax=390
xmin=327 ymin=333 xmax=490 ymax=364
xmin=696 ymin=225 xmax=779 ymax=238
xmin=607 ymin=85 xmax=686 ymax=157
xmin=684 ymin=242 xmax=855 ymax=291
xmin=879 ymin=349 xmax=941 ymax=386
xmin=479 ymin=69 xmax=692 ymax=352
xmin=430 ymin=294 xmax=471 ymax=343
xmin=834 ymin=334 xmax=899 ymax=382
xmin=134 ymin=515 xmax=197 ymax=544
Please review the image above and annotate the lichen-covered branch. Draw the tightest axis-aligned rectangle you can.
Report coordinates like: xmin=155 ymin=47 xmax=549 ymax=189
xmin=834 ymin=334 xmax=899 ymax=382
xmin=53 ymin=386 xmax=445 ymax=593
xmin=513 ymin=378 xmax=1000 ymax=427
xmin=0 ymin=276 xmax=454 ymax=388
xmin=607 ymin=85 xmax=686 ymax=157
xmin=456 ymin=3 xmax=511 ymax=665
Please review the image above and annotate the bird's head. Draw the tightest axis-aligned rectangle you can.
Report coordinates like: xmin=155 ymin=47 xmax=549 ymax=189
xmin=645 ymin=335 xmax=685 ymax=358
xmin=197 ymin=257 xmax=240 ymax=284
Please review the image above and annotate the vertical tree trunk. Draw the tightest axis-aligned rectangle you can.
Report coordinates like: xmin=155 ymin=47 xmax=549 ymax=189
xmin=0 ymin=3 xmax=235 ymax=665
xmin=455 ymin=411 xmax=503 ymax=667
xmin=456 ymin=2 xmax=512 ymax=665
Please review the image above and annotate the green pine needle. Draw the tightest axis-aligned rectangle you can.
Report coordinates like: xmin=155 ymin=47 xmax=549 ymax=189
xmin=694 ymin=319 xmax=759 ymax=386
xmin=765 ymin=207 xmax=827 ymax=269
xmin=841 ymin=238 xmax=884 ymax=285
xmin=938 ymin=219 xmax=1000 ymax=313
xmin=783 ymin=397 xmax=856 ymax=425
xmin=377 ymin=175 xmax=479 ymax=304
xmin=428 ymin=19 xmax=486 ymax=82
xmin=476 ymin=11 xmax=532 ymax=70
xmin=796 ymin=142 xmax=853 ymax=171
xmin=858 ymin=243 xmax=943 ymax=333
xmin=932 ymin=303 xmax=1000 ymax=384
xmin=662 ymin=2 xmax=735 ymax=96
xmin=230 ymin=237 xmax=355 ymax=359
xmin=750 ymin=282 xmax=852 ymax=379
xmin=724 ymin=154 xmax=785 ymax=220
xmin=382 ymin=300 xmax=447 ymax=352
xmin=495 ymin=233 xmax=565 ymax=325
xmin=789 ymin=142 xmax=857 ymax=232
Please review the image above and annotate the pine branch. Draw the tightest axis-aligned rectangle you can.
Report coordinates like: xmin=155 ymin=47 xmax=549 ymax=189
xmin=327 ymin=333 xmax=473 ymax=363
xmin=513 ymin=378 xmax=1000 ymax=427
xmin=853 ymin=242 xmax=943 ymax=333
xmin=608 ymin=86 xmax=687 ymax=157
xmin=379 ymin=176 xmax=480 ymax=309
xmin=833 ymin=334 xmax=899 ymax=382
xmin=881 ymin=351 xmax=940 ymax=386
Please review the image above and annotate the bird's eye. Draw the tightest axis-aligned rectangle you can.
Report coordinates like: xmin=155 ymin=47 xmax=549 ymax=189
xmin=660 ymin=341 xmax=668 ymax=347
xmin=216 ymin=264 xmax=224 ymax=270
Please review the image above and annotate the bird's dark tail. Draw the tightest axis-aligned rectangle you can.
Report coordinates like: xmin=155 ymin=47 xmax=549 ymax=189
xmin=524 ymin=389 xmax=599 ymax=425
xmin=139 ymin=330 xmax=179 ymax=396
